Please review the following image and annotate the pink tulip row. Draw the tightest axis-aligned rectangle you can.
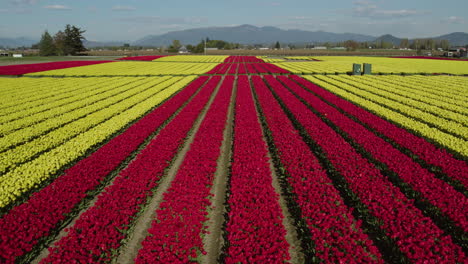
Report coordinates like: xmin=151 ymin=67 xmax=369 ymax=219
xmin=40 ymin=76 xmax=221 ymax=263
xmin=263 ymin=75 xmax=466 ymax=263
xmin=224 ymin=56 xmax=264 ymax=63
xmin=224 ymin=75 xmax=290 ymax=263
xmin=279 ymin=75 xmax=468 ymax=232
xmin=0 ymin=76 xmax=210 ymax=263
xmin=117 ymin=55 xmax=168 ymax=61
xmin=0 ymin=61 xmax=114 ymax=75
xmin=135 ymin=76 xmax=234 ymax=263
xmin=290 ymin=75 xmax=468 ymax=190
xmin=251 ymin=75 xmax=383 ymax=263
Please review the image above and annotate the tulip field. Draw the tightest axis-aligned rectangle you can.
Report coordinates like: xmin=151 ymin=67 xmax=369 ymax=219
xmin=0 ymin=55 xmax=467 ymax=263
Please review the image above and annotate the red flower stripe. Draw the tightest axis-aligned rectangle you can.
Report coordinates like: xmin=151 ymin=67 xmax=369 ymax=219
xmin=263 ymin=75 xmax=466 ymax=263
xmin=224 ymin=75 xmax=290 ymax=263
xmin=228 ymin=64 xmax=238 ymax=74
xmin=135 ymin=76 xmax=234 ymax=263
xmin=290 ymin=75 xmax=468 ymax=189
xmin=224 ymin=56 xmax=264 ymax=63
xmin=206 ymin=63 xmax=236 ymax=74
xmin=237 ymin=64 xmax=247 ymax=74
xmin=245 ymin=63 xmax=256 ymax=74
xmin=40 ymin=76 xmax=221 ymax=263
xmin=117 ymin=56 xmax=167 ymax=61
xmin=280 ymin=75 xmax=468 ymax=232
xmin=0 ymin=76 xmax=209 ymax=263
xmin=252 ymin=75 xmax=383 ymax=263
xmin=0 ymin=61 xmax=114 ymax=76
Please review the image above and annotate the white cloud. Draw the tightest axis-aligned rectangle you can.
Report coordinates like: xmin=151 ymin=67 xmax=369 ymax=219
xmin=352 ymin=1 xmax=424 ymax=18
xmin=44 ymin=5 xmax=71 ymax=10
xmin=11 ymin=0 xmax=38 ymax=5
xmin=443 ymin=16 xmax=465 ymax=24
xmin=112 ymin=5 xmax=136 ymax=11
xmin=118 ymin=16 xmax=206 ymax=25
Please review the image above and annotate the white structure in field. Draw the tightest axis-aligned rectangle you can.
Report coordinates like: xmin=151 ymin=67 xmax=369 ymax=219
xmin=12 ymin=54 xmax=23 ymax=58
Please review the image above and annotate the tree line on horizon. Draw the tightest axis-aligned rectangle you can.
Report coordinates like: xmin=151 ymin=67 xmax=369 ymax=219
xmin=37 ymin=25 xmax=86 ymax=56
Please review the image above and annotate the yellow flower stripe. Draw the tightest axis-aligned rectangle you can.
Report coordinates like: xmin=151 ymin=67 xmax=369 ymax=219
xmin=284 ymin=56 xmax=316 ymax=60
xmin=316 ymin=75 xmax=468 ymax=140
xmin=0 ymin=77 xmax=173 ymax=151
xmin=365 ymin=75 xmax=468 ymax=110
xmin=410 ymin=75 xmax=468 ymax=96
xmin=0 ymin=77 xmax=128 ymax=128
xmin=274 ymin=61 xmax=351 ymax=74
xmin=257 ymin=56 xmax=285 ymax=62
xmin=363 ymin=76 xmax=468 ymax=114
xmin=275 ymin=56 xmax=468 ymax=75
xmin=0 ymin=76 xmax=177 ymax=175
xmin=308 ymin=56 xmax=468 ymax=75
xmin=26 ymin=62 xmax=219 ymax=76
xmin=303 ymin=75 xmax=468 ymax=157
xmin=155 ymin=55 xmax=228 ymax=63
xmin=0 ymin=75 xmax=196 ymax=208
xmin=0 ymin=78 xmax=100 ymax=111
xmin=331 ymin=75 xmax=468 ymax=126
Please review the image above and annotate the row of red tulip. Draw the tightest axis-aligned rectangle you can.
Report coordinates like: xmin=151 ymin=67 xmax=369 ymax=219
xmin=279 ymin=75 xmax=468 ymax=233
xmin=290 ymin=75 xmax=468 ymax=189
xmin=40 ymin=76 xmax=221 ymax=263
xmin=0 ymin=76 xmax=210 ymax=263
xmin=207 ymin=63 xmax=236 ymax=74
xmin=224 ymin=56 xmax=264 ymax=63
xmin=223 ymin=75 xmax=290 ymax=263
xmin=0 ymin=61 xmax=114 ymax=75
xmin=135 ymin=76 xmax=234 ymax=263
xmin=251 ymin=75 xmax=383 ymax=263
xmin=263 ymin=75 xmax=466 ymax=263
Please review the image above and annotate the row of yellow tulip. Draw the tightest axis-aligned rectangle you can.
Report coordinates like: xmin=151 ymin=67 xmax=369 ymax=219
xmin=410 ymin=75 xmax=468 ymax=97
xmin=317 ymin=75 xmax=468 ymax=140
xmin=331 ymin=75 xmax=468 ymax=126
xmin=275 ymin=56 xmax=468 ymax=75
xmin=363 ymin=76 xmax=468 ymax=112
xmin=0 ymin=75 xmax=196 ymax=208
xmin=256 ymin=56 xmax=285 ymax=62
xmin=26 ymin=62 xmax=219 ymax=76
xmin=156 ymin=55 xmax=228 ymax=62
xmin=0 ymin=77 xmax=130 ymax=132
xmin=0 ymin=78 xmax=106 ymax=112
xmin=308 ymin=56 xmax=468 ymax=75
xmin=0 ymin=76 xmax=179 ymax=174
xmin=0 ymin=77 xmax=173 ymax=152
xmin=0 ymin=78 xmax=116 ymax=121
xmin=303 ymin=75 xmax=468 ymax=157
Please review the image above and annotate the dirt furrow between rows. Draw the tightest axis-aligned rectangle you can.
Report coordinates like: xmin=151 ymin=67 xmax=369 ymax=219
xmin=114 ymin=76 xmax=225 ymax=264
xmin=30 ymin=78 xmax=210 ymax=264
xmin=202 ymin=76 xmax=237 ymax=264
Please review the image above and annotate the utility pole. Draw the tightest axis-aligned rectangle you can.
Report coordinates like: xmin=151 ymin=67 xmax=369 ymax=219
xmin=204 ymin=38 xmax=207 ymax=55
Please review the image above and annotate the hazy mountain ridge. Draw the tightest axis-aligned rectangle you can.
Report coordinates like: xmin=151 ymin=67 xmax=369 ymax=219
xmin=1 ymin=25 xmax=467 ymax=48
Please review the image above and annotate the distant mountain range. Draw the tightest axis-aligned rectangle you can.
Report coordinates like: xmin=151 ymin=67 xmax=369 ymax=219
xmin=133 ymin=24 xmax=376 ymax=46
xmin=1 ymin=25 xmax=468 ymax=48
xmin=0 ymin=37 xmax=37 ymax=48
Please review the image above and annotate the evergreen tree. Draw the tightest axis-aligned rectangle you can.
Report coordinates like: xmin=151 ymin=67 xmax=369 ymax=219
xmin=39 ymin=30 xmax=56 ymax=56
xmin=275 ymin=41 xmax=280 ymax=49
xmin=64 ymin=24 xmax=86 ymax=55
xmin=54 ymin=30 xmax=66 ymax=56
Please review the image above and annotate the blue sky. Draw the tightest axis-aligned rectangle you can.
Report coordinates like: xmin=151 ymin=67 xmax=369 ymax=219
xmin=1 ymin=0 xmax=467 ymax=41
